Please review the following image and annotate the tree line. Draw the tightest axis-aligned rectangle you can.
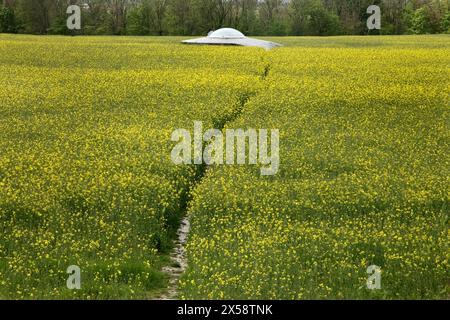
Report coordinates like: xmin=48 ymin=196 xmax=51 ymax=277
xmin=1 ymin=0 xmax=449 ymax=36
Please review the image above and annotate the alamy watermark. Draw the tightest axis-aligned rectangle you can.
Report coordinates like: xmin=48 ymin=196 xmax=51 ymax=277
xmin=171 ymin=121 xmax=280 ymax=176
xmin=367 ymin=5 xmax=381 ymax=30
xmin=366 ymin=265 xmax=381 ymax=290
xmin=66 ymin=265 xmax=81 ymax=290
xmin=66 ymin=4 xmax=381 ymax=32
xmin=66 ymin=5 xmax=81 ymax=31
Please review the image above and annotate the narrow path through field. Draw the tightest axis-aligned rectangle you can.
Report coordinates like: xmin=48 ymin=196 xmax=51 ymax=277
xmin=154 ymin=60 xmax=272 ymax=300
xmin=155 ymin=217 xmax=190 ymax=300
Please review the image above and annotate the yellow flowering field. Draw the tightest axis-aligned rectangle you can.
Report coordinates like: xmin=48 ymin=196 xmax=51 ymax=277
xmin=0 ymin=35 xmax=264 ymax=299
xmin=0 ymin=34 xmax=448 ymax=299
xmin=180 ymin=36 xmax=450 ymax=299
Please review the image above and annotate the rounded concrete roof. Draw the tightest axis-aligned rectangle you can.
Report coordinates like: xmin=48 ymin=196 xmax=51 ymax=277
xmin=182 ymin=27 xmax=282 ymax=50
xmin=208 ymin=28 xmax=245 ymax=39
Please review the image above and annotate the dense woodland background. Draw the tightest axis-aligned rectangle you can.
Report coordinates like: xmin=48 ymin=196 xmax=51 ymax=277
xmin=0 ymin=0 xmax=449 ymax=36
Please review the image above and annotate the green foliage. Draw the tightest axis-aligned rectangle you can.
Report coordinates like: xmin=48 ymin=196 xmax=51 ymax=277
xmin=166 ymin=0 xmax=196 ymax=35
xmin=48 ymin=16 xmax=70 ymax=35
xmin=307 ymin=1 xmax=341 ymax=36
xmin=410 ymin=7 xmax=431 ymax=34
xmin=268 ymin=20 xmax=287 ymax=36
xmin=441 ymin=12 xmax=450 ymax=33
xmin=380 ymin=23 xmax=395 ymax=35
xmin=289 ymin=0 xmax=340 ymax=36
xmin=126 ymin=6 xmax=147 ymax=35
xmin=0 ymin=5 xmax=17 ymax=33
xmin=127 ymin=0 xmax=168 ymax=36
xmin=2 ymin=0 xmax=449 ymax=36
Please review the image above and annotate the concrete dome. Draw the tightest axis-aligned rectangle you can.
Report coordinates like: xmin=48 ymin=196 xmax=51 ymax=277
xmin=208 ymin=28 xmax=245 ymax=39
xmin=182 ymin=28 xmax=282 ymax=50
